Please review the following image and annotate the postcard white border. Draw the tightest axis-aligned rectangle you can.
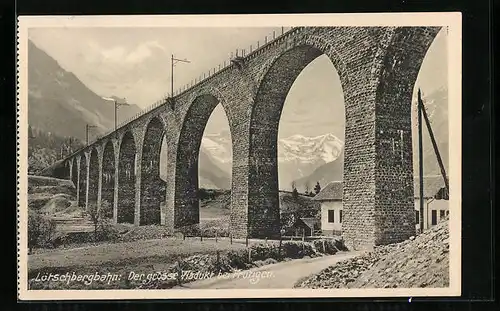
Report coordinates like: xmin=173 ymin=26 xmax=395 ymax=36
xmin=17 ymin=12 xmax=462 ymax=300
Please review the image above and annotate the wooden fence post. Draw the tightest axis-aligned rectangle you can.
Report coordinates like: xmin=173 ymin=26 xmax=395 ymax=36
xmin=200 ymin=231 xmax=203 ymax=242
xmin=279 ymin=236 xmax=283 ymax=259
xmin=245 ymin=236 xmax=248 ymax=247
xmin=215 ymin=232 xmax=218 ymax=243
xmin=322 ymin=240 xmax=326 ymax=253
xmin=176 ymin=261 xmax=182 ymax=286
xmin=248 ymin=248 xmax=252 ymax=262
xmin=230 ymin=234 xmax=233 ymax=244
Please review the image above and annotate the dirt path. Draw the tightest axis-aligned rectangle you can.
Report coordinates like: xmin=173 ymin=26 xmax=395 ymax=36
xmin=175 ymin=251 xmax=362 ymax=289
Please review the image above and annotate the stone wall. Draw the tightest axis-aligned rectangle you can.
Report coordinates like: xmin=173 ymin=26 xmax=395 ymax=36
xmin=140 ymin=117 xmax=165 ymax=225
xmin=117 ymin=131 xmax=136 ymax=224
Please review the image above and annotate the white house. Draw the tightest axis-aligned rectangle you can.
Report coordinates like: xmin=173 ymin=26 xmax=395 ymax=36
xmin=312 ymin=181 xmax=343 ymax=236
xmin=414 ymin=175 xmax=450 ymax=232
xmin=314 ymin=176 xmax=449 ymax=236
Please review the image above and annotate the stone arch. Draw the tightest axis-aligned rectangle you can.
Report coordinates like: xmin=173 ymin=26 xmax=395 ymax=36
xmin=140 ymin=116 xmax=166 ymax=225
xmin=174 ymin=93 xmax=232 ymax=229
xmin=88 ymin=148 xmax=99 ymax=208
xmin=117 ymin=131 xmax=136 ymax=224
xmin=78 ymin=154 xmax=87 ymax=208
xmin=247 ymin=27 xmax=441 ymax=244
xmin=101 ymin=140 xmax=115 ymax=219
xmin=248 ymin=44 xmax=342 ymax=238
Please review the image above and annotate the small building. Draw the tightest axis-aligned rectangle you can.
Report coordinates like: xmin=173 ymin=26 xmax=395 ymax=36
xmin=292 ymin=217 xmax=321 ymax=237
xmin=414 ymin=175 xmax=450 ymax=231
xmin=312 ymin=181 xmax=343 ymax=236
xmin=313 ymin=177 xmax=449 ymax=236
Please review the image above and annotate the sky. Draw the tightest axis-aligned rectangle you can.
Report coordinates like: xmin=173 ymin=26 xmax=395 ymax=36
xmin=28 ymin=27 xmax=448 ymax=139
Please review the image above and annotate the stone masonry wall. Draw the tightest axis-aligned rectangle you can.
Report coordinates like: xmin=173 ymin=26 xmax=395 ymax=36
xmin=140 ymin=117 xmax=165 ymax=225
xmin=117 ymin=131 xmax=136 ymax=224
xmin=101 ymin=141 xmax=115 ymax=219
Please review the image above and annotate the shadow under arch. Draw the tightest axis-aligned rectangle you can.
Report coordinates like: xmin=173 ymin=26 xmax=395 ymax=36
xmin=88 ymin=148 xmax=99 ymax=208
xmin=102 ymin=141 xmax=115 ymax=219
xmin=78 ymin=155 xmax=87 ymax=208
xmin=118 ymin=131 xmax=137 ymax=224
xmin=248 ymin=44 xmax=346 ymax=239
xmin=71 ymin=160 xmax=78 ymax=188
xmin=174 ymin=93 xmax=232 ymax=230
xmin=140 ymin=117 xmax=166 ymax=225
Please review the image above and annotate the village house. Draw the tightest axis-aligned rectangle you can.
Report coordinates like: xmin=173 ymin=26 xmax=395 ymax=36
xmin=414 ymin=175 xmax=450 ymax=232
xmin=311 ymin=181 xmax=343 ymax=236
xmin=313 ymin=176 xmax=449 ymax=236
xmin=291 ymin=217 xmax=321 ymax=237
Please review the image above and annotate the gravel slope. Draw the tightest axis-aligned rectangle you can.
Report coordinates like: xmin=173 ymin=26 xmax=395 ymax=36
xmin=296 ymin=219 xmax=450 ymax=289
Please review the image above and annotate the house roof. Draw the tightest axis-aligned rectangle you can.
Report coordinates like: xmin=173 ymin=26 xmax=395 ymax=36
xmin=414 ymin=175 xmax=449 ymax=199
xmin=312 ymin=181 xmax=342 ymax=201
xmin=312 ymin=176 xmax=449 ymax=202
xmin=296 ymin=217 xmax=320 ymax=229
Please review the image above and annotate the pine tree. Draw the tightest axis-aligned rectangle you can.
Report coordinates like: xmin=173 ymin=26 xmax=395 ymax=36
xmin=314 ymin=181 xmax=321 ymax=194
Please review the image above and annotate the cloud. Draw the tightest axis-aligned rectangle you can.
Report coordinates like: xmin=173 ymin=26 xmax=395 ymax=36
xmin=94 ymin=40 xmax=165 ymax=64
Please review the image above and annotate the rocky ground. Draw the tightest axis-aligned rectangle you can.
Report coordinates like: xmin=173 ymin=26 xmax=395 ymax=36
xmin=296 ymin=219 xmax=449 ymax=289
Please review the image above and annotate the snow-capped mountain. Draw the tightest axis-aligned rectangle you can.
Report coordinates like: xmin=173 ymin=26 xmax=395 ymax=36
xmin=278 ymin=133 xmax=343 ymax=163
xmin=198 ymin=132 xmax=344 ymax=190
xmin=277 ymin=133 xmax=344 ymax=189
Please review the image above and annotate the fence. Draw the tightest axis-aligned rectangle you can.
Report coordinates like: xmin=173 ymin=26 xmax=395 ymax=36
xmin=146 ymin=233 xmax=344 ymax=289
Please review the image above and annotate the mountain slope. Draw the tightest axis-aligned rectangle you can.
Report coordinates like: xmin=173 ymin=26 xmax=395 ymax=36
xmin=28 ymin=40 xmax=141 ymax=141
xmin=294 ymin=149 xmax=344 ymax=190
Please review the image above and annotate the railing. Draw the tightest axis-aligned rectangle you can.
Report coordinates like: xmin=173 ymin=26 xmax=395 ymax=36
xmin=58 ymin=26 xmax=305 ymax=162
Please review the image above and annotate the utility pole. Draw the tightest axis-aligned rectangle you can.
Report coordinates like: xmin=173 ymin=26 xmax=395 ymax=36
xmin=418 ymin=89 xmax=449 ymax=194
xmin=86 ymin=124 xmax=97 ymax=146
xmin=102 ymin=97 xmax=128 ymax=131
xmin=417 ymin=89 xmax=424 ymax=233
xmin=171 ymin=54 xmax=191 ymax=97
xmin=114 ymin=99 xmax=128 ymax=131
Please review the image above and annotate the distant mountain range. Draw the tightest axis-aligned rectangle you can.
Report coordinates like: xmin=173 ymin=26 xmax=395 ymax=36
xmin=28 ymin=39 xmax=449 ymax=191
xmin=192 ymin=86 xmax=449 ymax=191
xmin=28 ymin=40 xmax=142 ymax=141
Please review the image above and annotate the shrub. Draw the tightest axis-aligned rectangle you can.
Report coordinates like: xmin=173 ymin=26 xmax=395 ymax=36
xmin=86 ymin=202 xmax=118 ymax=242
xmin=281 ymin=241 xmax=316 ymax=259
xmin=225 ymin=249 xmax=252 ymax=269
xmin=28 ymin=208 xmax=57 ymax=252
xmin=313 ymin=239 xmax=338 ymax=255
xmin=201 ymin=226 xmax=229 ymax=238
xmin=249 ymin=243 xmax=281 ymax=261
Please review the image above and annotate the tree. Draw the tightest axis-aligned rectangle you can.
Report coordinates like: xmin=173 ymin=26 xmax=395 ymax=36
xmin=28 ymin=209 xmax=57 ymax=253
xmin=87 ymin=201 xmax=116 ymax=242
xmin=304 ymin=182 xmax=310 ymax=195
xmin=314 ymin=181 xmax=321 ymax=194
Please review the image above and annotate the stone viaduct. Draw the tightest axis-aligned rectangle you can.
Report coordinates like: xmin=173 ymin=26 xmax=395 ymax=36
xmin=48 ymin=26 xmax=441 ymax=250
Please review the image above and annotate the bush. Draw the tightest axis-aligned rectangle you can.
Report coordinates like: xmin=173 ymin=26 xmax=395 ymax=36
xmin=313 ymin=239 xmax=338 ymax=254
xmin=249 ymin=242 xmax=281 ymax=261
xmin=281 ymin=241 xmax=316 ymax=259
xmin=86 ymin=202 xmax=118 ymax=242
xmin=28 ymin=209 xmax=57 ymax=252
xmin=201 ymin=226 xmax=229 ymax=238
xmin=225 ymin=249 xmax=252 ymax=269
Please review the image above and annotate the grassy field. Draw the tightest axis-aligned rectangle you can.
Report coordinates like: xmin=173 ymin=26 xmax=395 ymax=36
xmin=27 ymin=237 xmax=277 ymax=290
xmin=28 ymin=237 xmax=253 ymax=273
